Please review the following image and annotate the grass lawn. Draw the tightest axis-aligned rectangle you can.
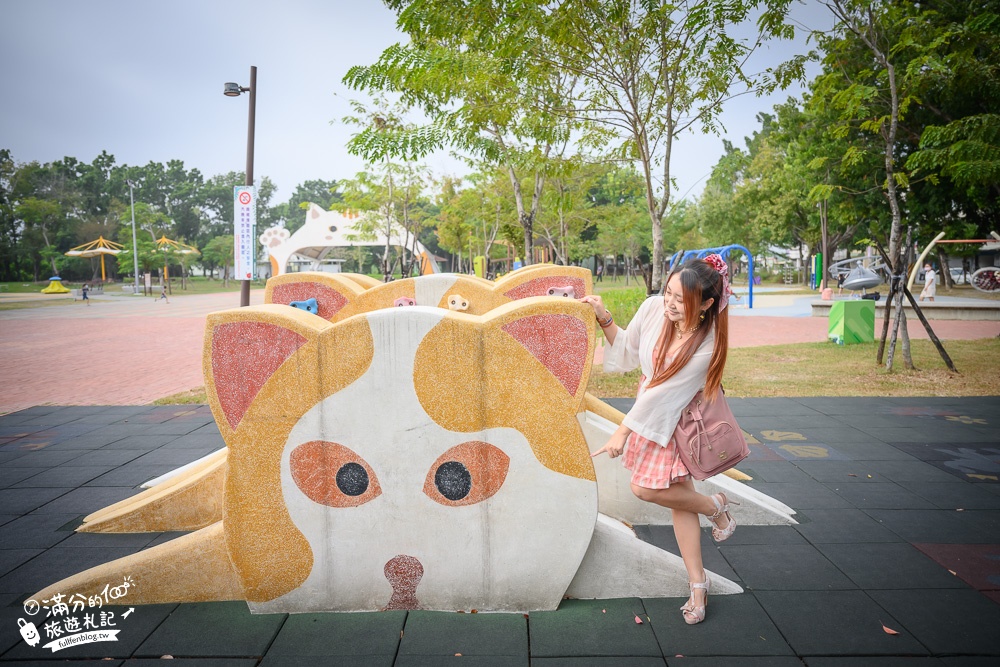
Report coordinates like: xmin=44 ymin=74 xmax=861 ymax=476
xmin=588 ymin=338 xmax=1000 ymax=398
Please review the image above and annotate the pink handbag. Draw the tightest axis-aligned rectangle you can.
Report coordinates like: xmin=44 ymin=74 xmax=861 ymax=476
xmin=672 ymin=388 xmax=749 ymax=480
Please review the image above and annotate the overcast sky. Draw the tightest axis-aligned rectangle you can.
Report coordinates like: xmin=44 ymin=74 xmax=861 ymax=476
xmin=1 ymin=0 xmax=834 ymax=207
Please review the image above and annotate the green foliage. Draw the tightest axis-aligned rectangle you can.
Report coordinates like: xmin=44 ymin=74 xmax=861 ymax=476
xmin=600 ymin=286 xmax=648 ymax=335
xmin=201 ymin=235 xmax=235 ymax=281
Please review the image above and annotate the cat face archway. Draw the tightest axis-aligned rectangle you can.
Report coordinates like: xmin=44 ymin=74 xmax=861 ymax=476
xmin=259 ymin=204 xmax=439 ymax=277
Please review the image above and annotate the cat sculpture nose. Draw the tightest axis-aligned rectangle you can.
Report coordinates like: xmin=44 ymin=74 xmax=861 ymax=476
xmin=383 ymin=554 xmax=424 ymax=610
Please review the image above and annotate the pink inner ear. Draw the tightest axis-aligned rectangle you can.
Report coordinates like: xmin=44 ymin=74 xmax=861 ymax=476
xmin=212 ymin=321 xmax=307 ymax=429
xmin=272 ymin=283 xmax=347 ymax=320
xmin=502 ymin=315 xmax=587 ymax=396
xmin=503 ymin=276 xmax=587 ymax=300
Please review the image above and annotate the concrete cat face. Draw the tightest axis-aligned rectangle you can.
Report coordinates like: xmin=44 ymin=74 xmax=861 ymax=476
xmin=205 ymin=299 xmax=597 ymax=612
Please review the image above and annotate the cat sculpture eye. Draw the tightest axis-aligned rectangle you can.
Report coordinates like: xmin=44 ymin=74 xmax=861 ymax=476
xmin=423 ymin=441 xmax=510 ymax=507
xmin=290 ymin=441 xmax=382 ymax=507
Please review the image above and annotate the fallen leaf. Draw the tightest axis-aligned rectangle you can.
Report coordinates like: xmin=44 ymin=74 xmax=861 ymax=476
xmin=471 ymin=609 xmax=478 ymax=614
xmin=948 ymin=569 xmax=957 ymax=576
xmin=867 ymin=474 xmax=872 ymax=478
xmin=848 ymin=473 xmax=857 ymax=477
xmin=881 ymin=623 xmax=899 ymax=635
xmin=956 ymin=508 xmax=964 ymax=512
xmin=602 ymin=609 xmax=606 ymax=613
xmin=634 ymin=615 xmax=643 ymax=624
xmin=455 ymin=653 xmax=462 ymax=657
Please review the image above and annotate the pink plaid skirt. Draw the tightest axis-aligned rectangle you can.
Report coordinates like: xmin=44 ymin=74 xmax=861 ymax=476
xmin=621 ymin=430 xmax=691 ymax=489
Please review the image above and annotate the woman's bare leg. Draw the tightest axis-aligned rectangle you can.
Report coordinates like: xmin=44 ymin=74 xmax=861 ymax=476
xmin=631 ymin=479 xmax=728 ymax=608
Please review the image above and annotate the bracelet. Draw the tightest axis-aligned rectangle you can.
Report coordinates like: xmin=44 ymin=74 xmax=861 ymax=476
xmin=597 ymin=311 xmax=614 ymax=328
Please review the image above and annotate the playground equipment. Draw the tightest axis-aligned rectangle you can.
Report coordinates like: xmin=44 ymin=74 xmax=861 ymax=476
xmin=971 ymin=266 xmax=1000 ymax=293
xmin=40 ymin=276 xmax=70 ymax=294
xmin=49 ymin=266 xmax=799 ymax=614
xmin=829 ymin=256 xmax=887 ymax=293
xmin=64 ymin=236 xmax=123 ymax=282
xmin=668 ymin=245 xmax=754 ymax=308
xmin=258 ymin=204 xmax=439 ymax=278
xmin=907 ymin=231 xmax=1000 ymax=292
xmin=32 ymin=297 xmax=746 ymax=611
xmin=83 ymin=266 xmax=794 ymax=540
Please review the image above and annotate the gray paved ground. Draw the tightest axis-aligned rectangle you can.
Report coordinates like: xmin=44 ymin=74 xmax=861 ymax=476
xmin=1 ymin=397 xmax=998 ymax=665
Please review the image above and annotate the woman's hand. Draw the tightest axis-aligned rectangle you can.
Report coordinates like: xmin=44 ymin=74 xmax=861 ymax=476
xmin=578 ymin=294 xmax=608 ymax=320
xmin=591 ymin=424 xmax=630 ymax=459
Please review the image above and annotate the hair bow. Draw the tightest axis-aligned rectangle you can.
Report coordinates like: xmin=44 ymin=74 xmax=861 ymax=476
xmin=702 ymin=254 xmax=732 ymax=312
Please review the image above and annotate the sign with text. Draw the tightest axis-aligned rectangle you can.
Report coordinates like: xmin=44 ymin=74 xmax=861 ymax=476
xmin=234 ymin=186 xmax=257 ymax=280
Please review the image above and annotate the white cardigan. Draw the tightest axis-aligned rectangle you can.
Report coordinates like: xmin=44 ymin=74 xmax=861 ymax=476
xmin=603 ymin=295 xmax=714 ymax=446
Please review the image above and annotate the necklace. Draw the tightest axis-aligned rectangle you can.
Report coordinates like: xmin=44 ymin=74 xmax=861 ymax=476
xmin=673 ymin=321 xmax=701 ymax=340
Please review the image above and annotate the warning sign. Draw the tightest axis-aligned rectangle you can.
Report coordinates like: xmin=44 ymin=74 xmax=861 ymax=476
xmin=234 ymin=186 xmax=257 ymax=280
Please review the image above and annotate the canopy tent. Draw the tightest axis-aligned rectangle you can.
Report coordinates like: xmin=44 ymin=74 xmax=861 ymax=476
xmin=65 ymin=236 xmax=123 ymax=282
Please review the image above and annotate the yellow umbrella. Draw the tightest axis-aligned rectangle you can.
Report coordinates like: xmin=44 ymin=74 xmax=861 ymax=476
xmin=65 ymin=236 xmax=123 ymax=282
xmin=154 ymin=236 xmax=200 ymax=289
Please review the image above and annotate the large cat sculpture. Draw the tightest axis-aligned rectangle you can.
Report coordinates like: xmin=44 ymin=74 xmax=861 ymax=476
xmin=32 ymin=299 xmax=743 ymax=612
xmin=79 ymin=266 xmax=793 ymax=536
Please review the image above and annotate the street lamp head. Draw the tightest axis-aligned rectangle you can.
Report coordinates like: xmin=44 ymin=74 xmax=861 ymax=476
xmin=125 ymin=179 xmax=135 ymax=188
xmin=224 ymin=82 xmax=246 ymax=97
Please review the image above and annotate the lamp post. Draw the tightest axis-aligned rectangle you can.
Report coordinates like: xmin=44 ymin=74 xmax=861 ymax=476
xmin=224 ymin=66 xmax=257 ymax=307
xmin=125 ymin=179 xmax=140 ymax=295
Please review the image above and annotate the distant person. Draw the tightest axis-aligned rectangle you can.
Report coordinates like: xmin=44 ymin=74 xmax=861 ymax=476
xmin=81 ymin=283 xmax=90 ymax=306
xmin=595 ymin=263 xmax=604 ymax=283
xmin=836 ymin=273 xmax=845 ymax=295
xmin=159 ymin=285 xmax=170 ymax=304
xmin=919 ymin=263 xmax=936 ymax=302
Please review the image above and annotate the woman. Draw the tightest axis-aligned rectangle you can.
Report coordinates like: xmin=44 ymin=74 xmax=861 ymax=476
xmin=580 ymin=255 xmax=735 ymax=625
xmin=919 ymin=263 xmax=936 ymax=302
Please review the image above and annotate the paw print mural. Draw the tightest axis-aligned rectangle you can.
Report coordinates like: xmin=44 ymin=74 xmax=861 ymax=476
xmin=945 ymin=415 xmax=987 ymax=425
xmin=259 ymin=227 xmax=290 ymax=249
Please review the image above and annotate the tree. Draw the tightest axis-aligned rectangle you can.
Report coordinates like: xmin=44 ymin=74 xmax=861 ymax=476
xmin=279 ymin=179 xmax=341 ymax=234
xmin=115 ymin=235 xmax=160 ymax=281
xmin=343 ymin=0 xmax=579 ymax=266
xmin=813 ymin=1 xmax=930 ymax=370
xmin=202 ymin=235 xmax=235 ymax=285
xmin=16 ymin=197 xmax=64 ymax=278
xmin=543 ymin=0 xmax=801 ymax=292
xmin=0 ymin=149 xmax=21 ymax=281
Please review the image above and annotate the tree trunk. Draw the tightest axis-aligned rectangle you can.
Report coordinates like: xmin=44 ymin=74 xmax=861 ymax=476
xmin=936 ymin=247 xmax=952 ymax=288
xmin=820 ymin=198 xmax=829 ymax=290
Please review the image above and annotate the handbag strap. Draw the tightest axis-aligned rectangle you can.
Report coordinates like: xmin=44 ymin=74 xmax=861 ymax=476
xmin=684 ymin=394 xmax=707 ymax=464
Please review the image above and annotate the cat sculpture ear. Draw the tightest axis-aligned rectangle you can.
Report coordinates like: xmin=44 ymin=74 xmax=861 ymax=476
xmin=415 ymin=297 xmax=597 ymax=481
xmin=264 ymin=272 xmax=364 ymax=322
xmin=494 ymin=265 xmax=593 ymax=301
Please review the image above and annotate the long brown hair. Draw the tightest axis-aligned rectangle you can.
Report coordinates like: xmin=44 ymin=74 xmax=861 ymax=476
xmin=645 ymin=259 xmax=729 ymax=399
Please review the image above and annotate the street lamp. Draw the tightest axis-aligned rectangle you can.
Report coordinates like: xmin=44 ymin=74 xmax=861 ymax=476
xmin=224 ymin=65 xmax=257 ymax=308
xmin=125 ymin=179 xmax=140 ymax=296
